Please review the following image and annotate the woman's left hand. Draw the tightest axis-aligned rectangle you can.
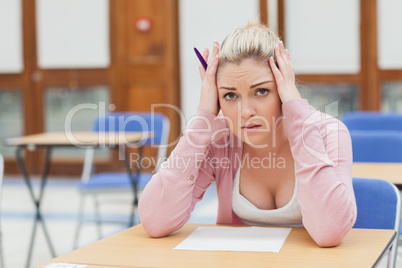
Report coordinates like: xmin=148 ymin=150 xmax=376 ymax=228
xmin=269 ymin=41 xmax=301 ymax=103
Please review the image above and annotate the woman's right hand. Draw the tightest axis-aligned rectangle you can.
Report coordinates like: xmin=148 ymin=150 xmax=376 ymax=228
xmin=198 ymin=41 xmax=220 ymax=116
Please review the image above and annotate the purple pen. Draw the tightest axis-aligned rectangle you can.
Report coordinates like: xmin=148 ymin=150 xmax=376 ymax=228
xmin=194 ymin=47 xmax=208 ymax=70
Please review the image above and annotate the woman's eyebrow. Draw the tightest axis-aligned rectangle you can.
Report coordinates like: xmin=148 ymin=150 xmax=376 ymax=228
xmin=219 ymin=80 xmax=274 ymax=91
xmin=218 ymin=86 xmax=236 ymax=91
xmin=250 ymin=80 xmax=274 ymax=89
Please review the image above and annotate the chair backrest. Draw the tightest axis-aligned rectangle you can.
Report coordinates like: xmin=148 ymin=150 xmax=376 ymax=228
xmin=93 ymin=112 xmax=170 ymax=147
xmin=352 ymin=177 xmax=400 ymax=268
xmin=353 ymin=177 xmax=401 ymax=230
xmin=342 ymin=111 xmax=402 ymax=131
xmin=90 ymin=112 xmax=170 ymax=171
xmin=350 ymin=131 xmax=402 ymax=162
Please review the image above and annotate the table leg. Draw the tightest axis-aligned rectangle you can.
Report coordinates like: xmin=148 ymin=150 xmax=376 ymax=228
xmin=16 ymin=146 xmax=56 ymax=268
xmin=38 ymin=147 xmax=57 ymax=255
xmin=121 ymin=145 xmax=143 ymax=227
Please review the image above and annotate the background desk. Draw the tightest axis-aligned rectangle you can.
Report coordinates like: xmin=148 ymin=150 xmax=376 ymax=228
xmin=36 ymin=223 xmax=395 ymax=268
xmin=4 ymin=131 xmax=152 ymax=268
xmin=353 ymin=162 xmax=402 ymax=188
xmin=4 ymin=131 xmax=150 ymax=147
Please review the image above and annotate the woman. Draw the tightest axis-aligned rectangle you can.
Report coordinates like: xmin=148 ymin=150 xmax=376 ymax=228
xmin=138 ymin=22 xmax=356 ymax=247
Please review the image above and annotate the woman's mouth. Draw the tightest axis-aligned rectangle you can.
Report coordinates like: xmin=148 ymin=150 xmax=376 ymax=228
xmin=242 ymin=124 xmax=262 ymax=132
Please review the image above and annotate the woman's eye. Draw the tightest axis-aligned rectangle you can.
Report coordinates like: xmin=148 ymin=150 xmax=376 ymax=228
xmin=256 ymin=88 xmax=269 ymax=96
xmin=224 ymin=92 xmax=237 ymax=100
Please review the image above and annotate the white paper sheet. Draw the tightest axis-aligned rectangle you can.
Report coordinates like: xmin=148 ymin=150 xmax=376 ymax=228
xmin=174 ymin=226 xmax=292 ymax=252
xmin=44 ymin=263 xmax=87 ymax=268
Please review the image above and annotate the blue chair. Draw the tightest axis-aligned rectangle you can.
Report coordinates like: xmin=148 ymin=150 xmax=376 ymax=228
xmin=353 ymin=177 xmax=401 ymax=268
xmin=342 ymin=111 xmax=402 ymax=131
xmin=350 ymin=131 xmax=402 ymax=163
xmin=73 ymin=112 xmax=170 ymax=248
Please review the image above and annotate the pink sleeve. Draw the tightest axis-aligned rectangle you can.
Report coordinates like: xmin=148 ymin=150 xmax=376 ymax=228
xmin=138 ymin=107 xmax=228 ymax=237
xmin=282 ymin=99 xmax=357 ymax=247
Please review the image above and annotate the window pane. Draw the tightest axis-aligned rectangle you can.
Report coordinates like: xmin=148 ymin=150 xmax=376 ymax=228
xmin=44 ymin=86 xmax=109 ymax=158
xmin=381 ymin=82 xmax=402 ymax=111
xmin=36 ymin=0 xmax=110 ymax=69
xmin=378 ymin=0 xmax=402 ymax=69
xmin=285 ymin=0 xmax=360 ymax=74
xmin=0 ymin=0 xmax=23 ymax=73
xmin=298 ymin=83 xmax=358 ymax=118
xmin=0 ymin=90 xmax=24 ymax=157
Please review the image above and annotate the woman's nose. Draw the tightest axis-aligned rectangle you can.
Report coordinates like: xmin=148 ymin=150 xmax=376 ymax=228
xmin=240 ymin=99 xmax=256 ymax=119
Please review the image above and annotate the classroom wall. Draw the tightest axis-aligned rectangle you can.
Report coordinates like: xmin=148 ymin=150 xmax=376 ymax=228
xmin=178 ymin=0 xmax=360 ymax=120
xmin=178 ymin=0 xmax=402 ymax=120
xmin=178 ymin=0 xmax=259 ymax=121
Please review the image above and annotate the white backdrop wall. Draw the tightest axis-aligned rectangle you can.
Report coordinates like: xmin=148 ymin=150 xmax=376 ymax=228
xmin=179 ymin=0 xmax=259 ymax=122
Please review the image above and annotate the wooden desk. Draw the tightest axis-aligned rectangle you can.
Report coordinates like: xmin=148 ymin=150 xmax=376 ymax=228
xmin=4 ymin=131 xmax=150 ymax=147
xmin=36 ymin=223 xmax=396 ymax=268
xmin=4 ymin=131 xmax=152 ymax=268
xmin=353 ymin=162 xmax=402 ymax=187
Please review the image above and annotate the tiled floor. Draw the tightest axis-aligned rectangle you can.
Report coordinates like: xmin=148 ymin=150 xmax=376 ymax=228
xmin=0 ymin=176 xmax=398 ymax=268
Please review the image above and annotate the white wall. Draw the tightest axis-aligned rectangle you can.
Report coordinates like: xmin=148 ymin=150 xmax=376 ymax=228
xmin=179 ymin=0 xmax=259 ymax=121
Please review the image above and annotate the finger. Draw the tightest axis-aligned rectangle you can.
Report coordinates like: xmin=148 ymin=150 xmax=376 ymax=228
xmin=203 ymin=47 xmax=209 ymax=62
xmin=199 ymin=65 xmax=205 ymax=80
xmin=283 ymin=46 xmax=290 ymax=61
xmin=279 ymin=42 xmax=295 ymax=75
xmin=205 ymin=54 xmax=220 ymax=83
xmin=279 ymin=42 xmax=287 ymax=61
xmin=208 ymin=41 xmax=219 ymax=65
xmin=274 ymin=43 xmax=285 ymax=71
xmin=284 ymin=48 xmax=294 ymax=69
xmin=198 ymin=47 xmax=209 ymax=80
xmin=269 ymin=56 xmax=278 ymax=75
xmin=277 ymin=42 xmax=293 ymax=79
xmin=280 ymin=42 xmax=291 ymax=66
xmin=269 ymin=56 xmax=283 ymax=83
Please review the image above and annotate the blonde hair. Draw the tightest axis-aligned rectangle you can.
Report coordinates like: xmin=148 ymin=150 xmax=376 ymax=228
xmin=219 ymin=21 xmax=280 ymax=66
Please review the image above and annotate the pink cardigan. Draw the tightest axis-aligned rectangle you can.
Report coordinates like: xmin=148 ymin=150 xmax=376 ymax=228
xmin=138 ymin=99 xmax=357 ymax=247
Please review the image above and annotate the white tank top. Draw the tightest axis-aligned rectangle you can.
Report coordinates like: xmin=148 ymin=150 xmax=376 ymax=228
xmin=232 ymin=168 xmax=303 ymax=226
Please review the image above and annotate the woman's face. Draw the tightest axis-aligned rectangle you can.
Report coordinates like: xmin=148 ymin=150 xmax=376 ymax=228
xmin=217 ymin=58 xmax=283 ymax=148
